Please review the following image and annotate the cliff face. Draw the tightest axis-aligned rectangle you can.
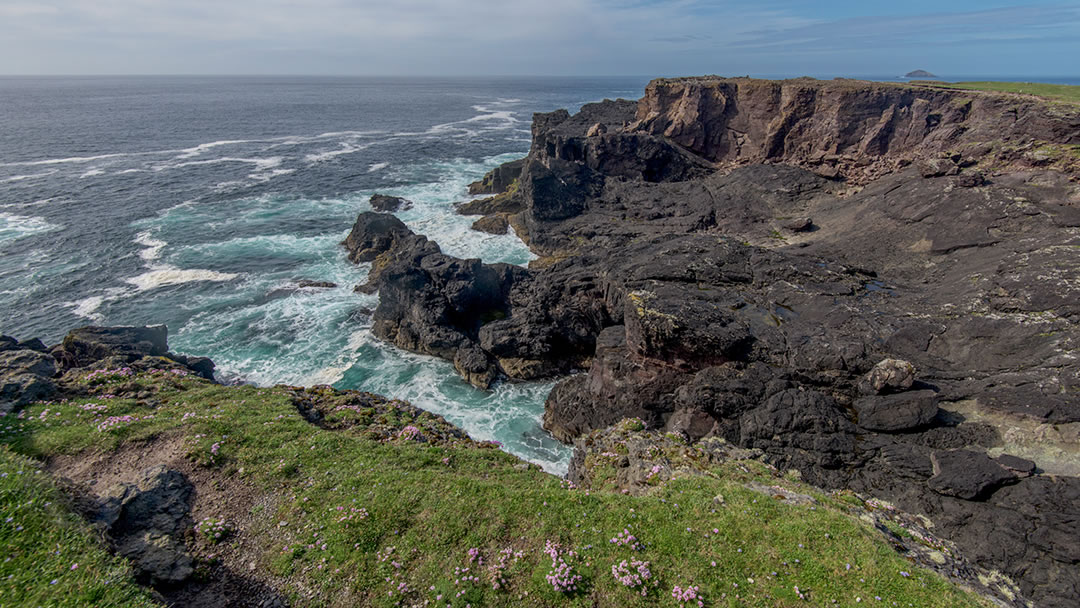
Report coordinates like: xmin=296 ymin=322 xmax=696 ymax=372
xmin=626 ymin=77 xmax=1080 ymax=182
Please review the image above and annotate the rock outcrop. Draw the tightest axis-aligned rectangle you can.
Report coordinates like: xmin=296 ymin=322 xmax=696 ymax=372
xmin=1 ymin=339 xmax=59 ymax=413
xmin=97 ymin=465 xmax=195 ymax=586
xmin=1 ymin=326 xmax=218 ymax=412
xmin=369 ymin=194 xmax=413 ymax=212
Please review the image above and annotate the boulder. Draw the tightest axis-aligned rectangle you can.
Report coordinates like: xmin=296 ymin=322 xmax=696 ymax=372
xmin=853 ymin=390 xmax=938 ymax=431
xmin=918 ymin=157 xmax=960 ymax=178
xmin=928 ymin=449 xmax=1017 ymax=500
xmin=859 ymin=358 xmax=916 ymax=395
xmin=98 ymin=465 xmax=195 ymax=585
xmin=586 ymin=122 xmax=608 ymax=137
xmin=369 ymin=194 xmax=413 ymax=212
xmin=780 ymin=217 xmax=814 ymax=232
xmin=297 ymin=280 xmax=338 ymax=289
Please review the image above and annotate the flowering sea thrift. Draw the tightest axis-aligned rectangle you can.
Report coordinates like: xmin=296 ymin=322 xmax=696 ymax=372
xmin=543 ymin=540 xmax=582 ymax=593
xmin=84 ymin=367 xmax=135 ymax=384
xmin=672 ymin=584 xmax=704 ymax=607
xmin=96 ymin=414 xmax=153 ymax=432
xmin=196 ymin=516 xmax=234 ymax=543
xmin=397 ymin=425 xmax=420 ymax=441
xmin=612 ymin=559 xmax=652 ymax=595
xmin=610 ymin=528 xmax=643 ymax=550
xmin=487 ymin=547 xmax=524 ymax=590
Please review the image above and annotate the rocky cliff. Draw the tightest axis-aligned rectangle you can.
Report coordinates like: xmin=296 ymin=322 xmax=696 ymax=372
xmin=630 ymin=76 xmax=1080 ymax=183
xmin=346 ymin=77 xmax=1080 ymax=607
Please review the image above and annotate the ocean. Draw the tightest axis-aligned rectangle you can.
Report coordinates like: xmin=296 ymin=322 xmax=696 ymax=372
xmin=0 ymin=75 xmax=652 ymax=474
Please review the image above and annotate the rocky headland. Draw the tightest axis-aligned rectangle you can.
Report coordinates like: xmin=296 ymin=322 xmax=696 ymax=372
xmin=343 ymin=76 xmax=1080 ymax=607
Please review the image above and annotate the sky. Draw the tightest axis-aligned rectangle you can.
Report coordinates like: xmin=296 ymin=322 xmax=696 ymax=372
xmin=1 ymin=1 xmax=1078 ymax=77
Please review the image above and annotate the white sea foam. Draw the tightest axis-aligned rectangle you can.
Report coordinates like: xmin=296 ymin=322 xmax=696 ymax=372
xmin=0 ymin=213 xmax=60 ymax=244
xmin=134 ymin=231 xmax=167 ymax=261
xmin=367 ymin=162 xmax=389 ymax=173
xmin=70 ymin=296 xmax=105 ymax=321
xmin=125 ymin=267 xmax=239 ymax=291
xmin=78 ymin=168 xmax=105 ymax=179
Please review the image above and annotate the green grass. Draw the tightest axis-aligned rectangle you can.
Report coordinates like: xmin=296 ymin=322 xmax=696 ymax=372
xmin=910 ymin=80 xmax=1080 ymax=104
xmin=0 ymin=445 xmax=157 ymax=607
xmin=0 ymin=368 xmax=991 ymax=607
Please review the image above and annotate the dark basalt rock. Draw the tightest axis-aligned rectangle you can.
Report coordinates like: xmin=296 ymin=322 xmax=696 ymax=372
xmin=369 ymin=194 xmax=413 ymax=212
xmin=342 ymin=212 xmax=420 ymax=264
xmin=996 ymin=454 xmax=1036 ymax=476
xmin=46 ymin=325 xmax=217 ymax=381
xmin=297 ymin=280 xmax=338 ymax=289
xmin=853 ymin=390 xmax=939 ymax=432
xmin=928 ymin=449 xmax=1017 ymax=500
xmin=55 ymin=325 xmax=169 ymax=370
xmin=348 ymin=214 xmax=526 ymax=389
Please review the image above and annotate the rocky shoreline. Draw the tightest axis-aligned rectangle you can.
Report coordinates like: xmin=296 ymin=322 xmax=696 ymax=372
xmin=3 ymin=76 xmax=1077 ymax=607
xmin=344 ymin=77 xmax=1080 ymax=607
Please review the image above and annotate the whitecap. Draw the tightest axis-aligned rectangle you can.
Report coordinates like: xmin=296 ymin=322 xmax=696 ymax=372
xmin=174 ymin=139 xmax=252 ymax=160
xmin=79 ymin=168 xmax=105 ymax=179
xmin=249 ymin=168 xmax=295 ymax=182
xmin=367 ymin=162 xmax=389 ymax=173
xmin=70 ymin=296 xmax=105 ymax=322
xmin=1 ymin=170 xmax=58 ymax=183
xmin=133 ymin=230 xmax=167 ymax=261
xmin=125 ymin=266 xmax=239 ymax=291
xmin=0 ymin=153 xmax=129 ymax=167
xmin=0 ymin=213 xmax=60 ymax=244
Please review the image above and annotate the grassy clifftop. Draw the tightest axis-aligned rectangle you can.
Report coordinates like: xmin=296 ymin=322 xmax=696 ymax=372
xmin=909 ymin=80 xmax=1080 ymax=104
xmin=1 ymin=368 xmax=992 ymax=607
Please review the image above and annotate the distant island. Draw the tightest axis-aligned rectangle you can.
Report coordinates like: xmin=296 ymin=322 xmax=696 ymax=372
xmin=905 ymin=69 xmax=937 ymax=78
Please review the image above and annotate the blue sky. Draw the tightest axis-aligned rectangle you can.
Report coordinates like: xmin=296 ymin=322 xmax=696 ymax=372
xmin=1 ymin=1 xmax=1077 ymax=77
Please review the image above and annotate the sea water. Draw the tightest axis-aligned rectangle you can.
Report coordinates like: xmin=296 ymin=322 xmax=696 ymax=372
xmin=0 ymin=76 xmax=651 ymax=474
